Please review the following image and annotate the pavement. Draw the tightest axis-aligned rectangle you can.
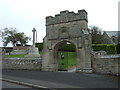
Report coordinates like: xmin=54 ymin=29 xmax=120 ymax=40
xmin=2 ymin=70 xmax=119 ymax=89
xmin=2 ymin=81 xmax=30 ymax=88
xmin=68 ymin=66 xmax=76 ymax=72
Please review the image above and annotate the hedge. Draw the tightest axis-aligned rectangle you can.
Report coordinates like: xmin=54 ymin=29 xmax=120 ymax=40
xmin=58 ymin=43 xmax=76 ymax=52
xmin=35 ymin=43 xmax=117 ymax=54
xmin=92 ymin=44 xmax=117 ymax=54
xmin=35 ymin=43 xmax=76 ymax=52
xmin=4 ymin=47 xmax=13 ymax=53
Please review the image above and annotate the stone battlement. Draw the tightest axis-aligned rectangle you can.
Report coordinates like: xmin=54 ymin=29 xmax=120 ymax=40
xmin=46 ymin=9 xmax=88 ymax=25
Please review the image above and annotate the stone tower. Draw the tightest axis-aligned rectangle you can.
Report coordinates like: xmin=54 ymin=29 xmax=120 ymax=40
xmin=42 ymin=9 xmax=92 ymax=73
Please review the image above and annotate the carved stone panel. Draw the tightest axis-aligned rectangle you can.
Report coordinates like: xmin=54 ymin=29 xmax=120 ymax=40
xmin=58 ymin=27 xmax=70 ymax=39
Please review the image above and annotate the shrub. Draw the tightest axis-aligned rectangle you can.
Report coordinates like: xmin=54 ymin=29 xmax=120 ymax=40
xmin=4 ymin=47 xmax=13 ymax=53
xmin=35 ymin=43 xmax=43 ymax=51
xmin=92 ymin=44 xmax=117 ymax=54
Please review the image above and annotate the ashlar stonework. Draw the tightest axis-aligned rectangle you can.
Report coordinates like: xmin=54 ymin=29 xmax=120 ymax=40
xmin=42 ymin=10 xmax=92 ymax=73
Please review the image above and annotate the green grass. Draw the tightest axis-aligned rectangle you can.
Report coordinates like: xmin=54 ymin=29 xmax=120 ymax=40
xmin=5 ymin=54 xmax=27 ymax=58
xmin=57 ymin=51 xmax=76 ymax=70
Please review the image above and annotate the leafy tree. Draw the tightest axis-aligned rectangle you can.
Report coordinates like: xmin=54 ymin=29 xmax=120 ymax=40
xmin=2 ymin=27 xmax=31 ymax=46
xmin=89 ymin=26 xmax=103 ymax=44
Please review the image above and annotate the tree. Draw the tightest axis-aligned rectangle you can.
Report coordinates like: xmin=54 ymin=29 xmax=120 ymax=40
xmin=89 ymin=26 xmax=103 ymax=44
xmin=2 ymin=27 xmax=31 ymax=46
xmin=116 ymin=42 xmax=120 ymax=54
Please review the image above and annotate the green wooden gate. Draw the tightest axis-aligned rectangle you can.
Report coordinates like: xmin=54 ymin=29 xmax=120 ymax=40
xmin=57 ymin=50 xmax=76 ymax=71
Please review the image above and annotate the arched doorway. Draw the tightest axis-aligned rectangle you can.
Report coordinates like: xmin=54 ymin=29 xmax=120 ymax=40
xmin=54 ymin=40 xmax=77 ymax=72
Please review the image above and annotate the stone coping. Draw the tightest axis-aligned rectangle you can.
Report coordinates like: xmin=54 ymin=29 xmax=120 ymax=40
xmin=3 ymin=57 xmax=41 ymax=60
xmin=94 ymin=54 xmax=120 ymax=59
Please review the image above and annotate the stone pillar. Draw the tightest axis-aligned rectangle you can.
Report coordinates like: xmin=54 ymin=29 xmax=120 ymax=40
xmin=76 ymin=47 xmax=92 ymax=73
xmin=32 ymin=28 xmax=36 ymax=47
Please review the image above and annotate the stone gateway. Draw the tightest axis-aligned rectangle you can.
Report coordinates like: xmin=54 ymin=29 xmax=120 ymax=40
xmin=42 ymin=10 xmax=92 ymax=73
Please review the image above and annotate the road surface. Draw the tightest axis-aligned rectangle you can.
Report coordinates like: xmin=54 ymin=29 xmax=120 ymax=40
xmin=2 ymin=70 xmax=119 ymax=89
xmin=2 ymin=81 xmax=30 ymax=88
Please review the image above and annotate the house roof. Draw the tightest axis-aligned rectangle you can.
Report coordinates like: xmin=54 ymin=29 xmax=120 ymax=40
xmin=105 ymin=31 xmax=120 ymax=37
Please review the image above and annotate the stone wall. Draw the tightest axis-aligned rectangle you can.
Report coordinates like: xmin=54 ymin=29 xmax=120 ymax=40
xmin=10 ymin=46 xmax=30 ymax=55
xmin=2 ymin=54 xmax=120 ymax=75
xmin=92 ymin=54 xmax=120 ymax=75
xmin=10 ymin=50 xmax=28 ymax=55
xmin=2 ymin=57 xmax=42 ymax=70
xmin=13 ymin=46 xmax=29 ymax=50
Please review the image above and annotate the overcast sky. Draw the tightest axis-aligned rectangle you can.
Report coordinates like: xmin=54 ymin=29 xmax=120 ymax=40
xmin=0 ymin=0 xmax=119 ymax=46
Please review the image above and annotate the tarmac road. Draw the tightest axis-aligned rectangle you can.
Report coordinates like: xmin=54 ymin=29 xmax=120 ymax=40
xmin=2 ymin=81 xmax=30 ymax=88
xmin=2 ymin=80 xmax=45 ymax=90
xmin=2 ymin=70 xmax=119 ymax=89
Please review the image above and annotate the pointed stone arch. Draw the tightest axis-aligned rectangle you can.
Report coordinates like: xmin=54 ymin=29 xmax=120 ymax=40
xmin=53 ymin=40 xmax=76 ymax=71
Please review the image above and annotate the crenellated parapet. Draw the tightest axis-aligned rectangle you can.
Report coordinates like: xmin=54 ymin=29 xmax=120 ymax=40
xmin=46 ymin=9 xmax=88 ymax=25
